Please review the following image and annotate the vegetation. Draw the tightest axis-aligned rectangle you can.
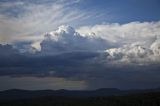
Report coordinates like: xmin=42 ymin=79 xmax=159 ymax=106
xmin=0 ymin=92 xmax=160 ymax=106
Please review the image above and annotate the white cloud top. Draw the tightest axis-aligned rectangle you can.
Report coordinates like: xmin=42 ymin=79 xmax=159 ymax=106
xmin=40 ymin=25 xmax=109 ymax=54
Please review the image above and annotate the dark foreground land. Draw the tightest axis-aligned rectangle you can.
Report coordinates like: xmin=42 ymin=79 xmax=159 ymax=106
xmin=0 ymin=92 xmax=160 ymax=106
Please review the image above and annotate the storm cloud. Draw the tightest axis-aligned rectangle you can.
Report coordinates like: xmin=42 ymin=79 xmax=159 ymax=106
xmin=0 ymin=21 xmax=160 ymax=89
xmin=40 ymin=25 xmax=111 ymax=54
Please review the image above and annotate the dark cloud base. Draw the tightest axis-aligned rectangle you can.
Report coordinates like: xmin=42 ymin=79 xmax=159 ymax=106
xmin=0 ymin=44 xmax=160 ymax=89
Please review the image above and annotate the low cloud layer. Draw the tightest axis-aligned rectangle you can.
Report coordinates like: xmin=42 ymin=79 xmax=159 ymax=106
xmin=105 ymin=40 xmax=160 ymax=64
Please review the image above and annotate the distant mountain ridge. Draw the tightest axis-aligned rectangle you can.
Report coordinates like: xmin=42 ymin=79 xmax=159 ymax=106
xmin=0 ymin=88 xmax=160 ymax=101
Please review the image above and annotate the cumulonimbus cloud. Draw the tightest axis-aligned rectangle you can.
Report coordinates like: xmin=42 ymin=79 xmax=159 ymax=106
xmin=40 ymin=25 xmax=110 ymax=54
xmin=0 ymin=22 xmax=160 ymax=89
xmin=1 ymin=21 xmax=160 ymax=65
xmin=38 ymin=22 xmax=160 ymax=64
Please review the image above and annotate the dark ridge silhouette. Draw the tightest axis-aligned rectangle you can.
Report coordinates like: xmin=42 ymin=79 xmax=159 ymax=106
xmin=0 ymin=88 xmax=160 ymax=101
xmin=0 ymin=91 xmax=160 ymax=106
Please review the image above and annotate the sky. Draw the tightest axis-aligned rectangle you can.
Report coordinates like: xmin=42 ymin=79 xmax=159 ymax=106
xmin=0 ymin=0 xmax=160 ymax=90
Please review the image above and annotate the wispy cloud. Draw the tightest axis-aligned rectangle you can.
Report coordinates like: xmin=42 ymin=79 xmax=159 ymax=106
xmin=0 ymin=0 xmax=89 ymax=43
xmin=77 ymin=21 xmax=160 ymax=47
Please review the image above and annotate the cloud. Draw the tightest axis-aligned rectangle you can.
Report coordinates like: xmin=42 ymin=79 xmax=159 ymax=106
xmin=13 ymin=41 xmax=37 ymax=53
xmin=0 ymin=43 xmax=160 ymax=89
xmin=77 ymin=21 xmax=160 ymax=47
xmin=105 ymin=44 xmax=152 ymax=64
xmin=102 ymin=39 xmax=160 ymax=64
xmin=40 ymin=25 xmax=110 ymax=54
xmin=38 ymin=22 xmax=160 ymax=64
xmin=86 ymin=64 xmax=160 ymax=89
xmin=0 ymin=0 xmax=160 ymax=90
xmin=0 ymin=44 xmax=19 ymax=56
xmin=150 ymin=38 xmax=160 ymax=56
xmin=0 ymin=0 xmax=89 ymax=44
xmin=75 ymin=21 xmax=160 ymax=64
xmin=0 ymin=21 xmax=160 ymax=89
